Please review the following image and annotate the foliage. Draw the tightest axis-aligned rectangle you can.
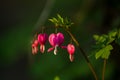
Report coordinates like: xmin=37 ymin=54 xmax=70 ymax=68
xmin=49 ymin=14 xmax=73 ymax=28
xmin=93 ymin=29 xmax=120 ymax=59
xmin=49 ymin=14 xmax=120 ymax=60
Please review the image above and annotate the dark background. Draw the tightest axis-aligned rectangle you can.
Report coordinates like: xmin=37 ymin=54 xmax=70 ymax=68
xmin=0 ymin=0 xmax=120 ymax=80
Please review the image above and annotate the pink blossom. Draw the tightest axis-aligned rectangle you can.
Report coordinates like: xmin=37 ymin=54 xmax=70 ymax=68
xmin=67 ymin=44 xmax=75 ymax=62
xmin=32 ymin=40 xmax=39 ymax=55
xmin=48 ymin=32 xmax=64 ymax=55
xmin=38 ymin=33 xmax=48 ymax=53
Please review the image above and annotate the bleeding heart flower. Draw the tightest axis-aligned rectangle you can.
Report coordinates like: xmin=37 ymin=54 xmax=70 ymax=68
xmin=48 ymin=32 xmax=64 ymax=55
xmin=67 ymin=44 xmax=75 ymax=62
xmin=32 ymin=40 xmax=39 ymax=55
xmin=38 ymin=33 xmax=48 ymax=53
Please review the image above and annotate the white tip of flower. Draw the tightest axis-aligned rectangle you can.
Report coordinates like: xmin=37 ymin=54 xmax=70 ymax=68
xmin=40 ymin=45 xmax=45 ymax=53
xmin=54 ymin=46 xmax=58 ymax=55
xmin=69 ymin=54 xmax=74 ymax=62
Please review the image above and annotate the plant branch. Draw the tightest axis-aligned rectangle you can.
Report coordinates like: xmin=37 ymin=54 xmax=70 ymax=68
xmin=102 ymin=59 xmax=107 ymax=80
xmin=65 ymin=29 xmax=98 ymax=80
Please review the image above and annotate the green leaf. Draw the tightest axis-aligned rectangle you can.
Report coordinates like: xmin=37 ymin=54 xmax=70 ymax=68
xmin=93 ymin=35 xmax=99 ymax=41
xmin=95 ymin=45 xmax=113 ymax=59
xmin=49 ymin=17 xmax=58 ymax=23
xmin=108 ymin=29 xmax=117 ymax=38
xmin=57 ymin=14 xmax=64 ymax=24
xmin=107 ymin=37 xmax=115 ymax=44
xmin=93 ymin=34 xmax=108 ymax=44
xmin=102 ymin=45 xmax=113 ymax=59
xmin=49 ymin=14 xmax=73 ymax=28
xmin=53 ymin=18 xmax=59 ymax=23
xmin=49 ymin=17 xmax=59 ymax=26
xmin=95 ymin=48 xmax=104 ymax=59
xmin=99 ymin=35 xmax=108 ymax=43
xmin=49 ymin=19 xmax=55 ymax=23
xmin=106 ymin=29 xmax=117 ymax=44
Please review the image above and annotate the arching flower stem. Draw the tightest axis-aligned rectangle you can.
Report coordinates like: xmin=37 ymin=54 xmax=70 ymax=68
xmin=102 ymin=59 xmax=107 ymax=80
xmin=65 ymin=28 xmax=98 ymax=80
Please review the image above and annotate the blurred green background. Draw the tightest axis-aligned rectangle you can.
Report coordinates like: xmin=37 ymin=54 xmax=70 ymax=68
xmin=1 ymin=0 xmax=120 ymax=80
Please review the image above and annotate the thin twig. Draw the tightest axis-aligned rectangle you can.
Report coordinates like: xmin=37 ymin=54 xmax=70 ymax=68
xmin=102 ymin=59 xmax=107 ymax=80
xmin=66 ymin=29 xmax=98 ymax=80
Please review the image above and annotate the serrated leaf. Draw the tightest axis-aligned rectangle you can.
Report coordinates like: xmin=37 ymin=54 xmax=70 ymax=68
xmin=94 ymin=34 xmax=108 ymax=45
xmin=49 ymin=19 xmax=55 ymax=23
xmin=95 ymin=45 xmax=113 ymax=59
xmin=53 ymin=18 xmax=58 ymax=23
xmin=101 ymin=48 xmax=110 ymax=59
xmin=49 ymin=18 xmax=59 ymax=26
xmin=107 ymin=29 xmax=117 ymax=44
xmin=48 ymin=14 xmax=73 ymax=28
xmin=108 ymin=29 xmax=117 ymax=37
xmin=57 ymin=14 xmax=62 ymax=20
xmin=99 ymin=35 xmax=108 ymax=43
xmin=107 ymin=37 xmax=115 ymax=44
xmin=57 ymin=14 xmax=64 ymax=24
xmin=93 ymin=35 xmax=99 ymax=41
xmin=102 ymin=45 xmax=113 ymax=59
xmin=95 ymin=48 xmax=104 ymax=59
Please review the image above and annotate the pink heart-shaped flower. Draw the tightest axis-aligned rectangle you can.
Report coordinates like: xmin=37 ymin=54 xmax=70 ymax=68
xmin=38 ymin=33 xmax=48 ymax=53
xmin=67 ymin=44 xmax=75 ymax=62
xmin=48 ymin=32 xmax=64 ymax=55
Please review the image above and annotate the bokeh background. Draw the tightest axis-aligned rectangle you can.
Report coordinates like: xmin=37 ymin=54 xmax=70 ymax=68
xmin=1 ymin=0 xmax=120 ymax=80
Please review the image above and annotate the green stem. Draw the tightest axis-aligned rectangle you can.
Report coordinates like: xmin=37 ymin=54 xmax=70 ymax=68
xmin=102 ymin=59 xmax=107 ymax=80
xmin=66 ymin=29 xmax=98 ymax=80
xmin=55 ymin=27 xmax=58 ymax=33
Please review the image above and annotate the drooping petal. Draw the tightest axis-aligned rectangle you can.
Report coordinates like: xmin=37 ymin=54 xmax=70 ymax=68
xmin=69 ymin=54 xmax=74 ymax=62
xmin=40 ymin=45 xmax=45 ymax=53
xmin=67 ymin=44 xmax=75 ymax=62
xmin=32 ymin=44 xmax=38 ymax=55
xmin=34 ymin=46 xmax=38 ymax=54
xmin=67 ymin=44 xmax=75 ymax=55
xmin=32 ymin=47 xmax=35 ymax=54
xmin=54 ymin=45 xmax=58 ymax=55
xmin=47 ymin=47 xmax=55 ymax=52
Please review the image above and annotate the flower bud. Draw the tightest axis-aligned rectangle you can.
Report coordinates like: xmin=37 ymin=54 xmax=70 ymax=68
xmin=38 ymin=33 xmax=48 ymax=53
xmin=67 ymin=44 xmax=75 ymax=62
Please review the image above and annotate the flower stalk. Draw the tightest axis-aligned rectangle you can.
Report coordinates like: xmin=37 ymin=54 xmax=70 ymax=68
xmin=102 ymin=59 xmax=107 ymax=80
xmin=67 ymin=44 xmax=75 ymax=62
xmin=65 ymin=28 xmax=98 ymax=80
